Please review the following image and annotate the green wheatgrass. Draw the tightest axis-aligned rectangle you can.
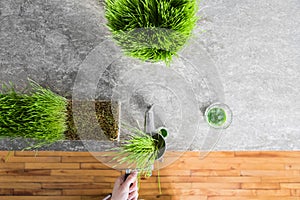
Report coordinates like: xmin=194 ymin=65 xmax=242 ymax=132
xmin=207 ymin=107 xmax=227 ymax=126
xmin=105 ymin=0 xmax=199 ymax=65
xmin=109 ymin=126 xmax=164 ymax=194
xmin=0 ymin=81 xmax=67 ymax=148
xmin=112 ymin=127 xmax=158 ymax=175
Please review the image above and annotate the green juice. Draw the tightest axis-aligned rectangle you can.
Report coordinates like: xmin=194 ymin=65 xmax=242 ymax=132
xmin=207 ymin=107 xmax=227 ymax=126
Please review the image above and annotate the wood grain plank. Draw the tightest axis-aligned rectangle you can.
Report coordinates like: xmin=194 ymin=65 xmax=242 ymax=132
xmin=208 ymin=197 xmax=300 ymax=200
xmin=152 ymin=170 xmax=190 ymax=176
xmin=80 ymin=163 xmax=111 ymax=169
xmin=261 ymin=176 xmax=300 ymax=182
xmin=0 ymin=169 xmax=51 ymax=176
xmin=0 ymin=151 xmax=12 ymax=156
xmin=192 ymin=183 xmax=241 ymax=189
xmin=0 ymin=197 xmax=81 ymax=200
xmin=191 ymin=169 xmax=240 ymax=176
xmin=241 ymin=170 xmax=300 ymax=176
xmin=51 ymin=169 xmax=121 ymax=176
xmin=14 ymin=151 xmax=109 ymax=157
xmin=166 ymin=189 xmax=257 ymax=196
xmin=208 ymin=197 xmax=254 ymax=200
xmin=257 ymin=198 xmax=299 ymax=200
xmin=203 ymin=189 xmax=256 ymax=196
xmin=139 ymin=189 xmax=183 ymax=196
xmin=0 ymin=151 xmax=13 ymax=163
xmin=42 ymin=183 xmax=111 ymax=189
xmin=0 ymin=175 xmax=94 ymax=182
xmin=0 ymin=183 xmax=41 ymax=189
xmin=94 ymin=176 xmax=118 ymax=183
xmin=152 ymin=176 xmax=208 ymax=183
xmin=63 ymin=189 xmax=111 ymax=195
xmin=195 ymin=157 xmax=300 ymax=164
xmin=62 ymin=156 xmax=99 ymax=163
xmin=206 ymin=176 xmax=261 ymax=182
xmin=139 ymin=188 xmax=204 ymax=196
xmin=241 ymin=183 xmax=280 ymax=189
xmin=140 ymin=183 xmax=192 ymax=189
xmin=235 ymin=151 xmax=300 ymax=157
xmin=240 ymin=163 xmax=285 ymax=170
xmin=0 ymin=169 xmax=24 ymax=175
xmin=0 ymin=151 xmax=299 ymax=199
xmin=166 ymin=157 xmax=240 ymax=170
xmin=181 ymin=151 xmax=235 ymax=158
xmin=286 ymin=163 xmax=300 ymax=170
xmin=290 ymin=189 xmax=300 ymax=197
xmin=23 ymin=169 xmax=51 ymax=176
xmin=256 ymin=189 xmax=291 ymax=196
xmin=0 ymin=163 xmax=24 ymax=169
xmin=25 ymin=163 xmax=80 ymax=169
xmin=13 ymin=189 xmax=62 ymax=196
xmin=6 ymin=156 xmax=61 ymax=163
xmin=14 ymin=151 xmax=92 ymax=157
xmin=138 ymin=196 xmax=173 ymax=200
xmin=0 ymin=189 xmax=13 ymax=195
xmin=280 ymin=183 xmax=300 ymax=189
xmin=171 ymin=195 xmax=207 ymax=200
xmin=82 ymin=196 xmax=106 ymax=200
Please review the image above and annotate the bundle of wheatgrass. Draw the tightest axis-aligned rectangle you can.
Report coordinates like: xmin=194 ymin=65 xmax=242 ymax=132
xmin=0 ymin=81 xmax=67 ymax=148
xmin=111 ymin=126 xmax=159 ymax=176
xmin=105 ymin=0 xmax=198 ymax=65
xmin=110 ymin=126 xmax=163 ymax=193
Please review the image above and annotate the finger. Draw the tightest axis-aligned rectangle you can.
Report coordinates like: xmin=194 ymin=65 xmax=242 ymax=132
xmin=120 ymin=174 xmax=125 ymax=182
xmin=123 ymin=171 xmax=137 ymax=188
xmin=129 ymin=180 xmax=138 ymax=193
xmin=128 ymin=190 xmax=138 ymax=200
xmin=129 ymin=180 xmax=137 ymax=189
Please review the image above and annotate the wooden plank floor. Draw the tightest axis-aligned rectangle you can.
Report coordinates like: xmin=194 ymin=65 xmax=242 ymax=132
xmin=0 ymin=151 xmax=300 ymax=200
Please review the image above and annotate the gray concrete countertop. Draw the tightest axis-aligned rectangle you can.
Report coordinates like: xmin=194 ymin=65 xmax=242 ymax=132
xmin=0 ymin=0 xmax=299 ymax=151
xmin=195 ymin=0 xmax=300 ymax=150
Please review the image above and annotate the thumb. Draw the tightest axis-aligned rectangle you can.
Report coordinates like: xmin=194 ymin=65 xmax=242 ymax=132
xmin=115 ymin=175 xmax=125 ymax=186
xmin=123 ymin=171 xmax=137 ymax=188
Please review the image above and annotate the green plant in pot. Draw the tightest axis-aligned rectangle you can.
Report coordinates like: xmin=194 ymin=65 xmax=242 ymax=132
xmin=105 ymin=0 xmax=199 ymax=65
xmin=0 ymin=80 xmax=67 ymax=149
xmin=112 ymin=126 xmax=166 ymax=175
xmin=111 ymin=126 xmax=166 ymax=193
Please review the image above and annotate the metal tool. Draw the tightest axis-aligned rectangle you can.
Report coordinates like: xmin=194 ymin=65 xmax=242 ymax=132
xmin=144 ymin=104 xmax=155 ymax=136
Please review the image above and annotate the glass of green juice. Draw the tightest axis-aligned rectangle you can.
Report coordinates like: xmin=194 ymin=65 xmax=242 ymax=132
xmin=205 ymin=102 xmax=232 ymax=129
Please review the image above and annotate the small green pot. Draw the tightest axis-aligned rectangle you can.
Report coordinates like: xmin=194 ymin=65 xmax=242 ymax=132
xmin=156 ymin=127 xmax=169 ymax=138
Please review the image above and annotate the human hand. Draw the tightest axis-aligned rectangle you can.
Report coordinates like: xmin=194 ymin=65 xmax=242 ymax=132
xmin=111 ymin=171 xmax=138 ymax=200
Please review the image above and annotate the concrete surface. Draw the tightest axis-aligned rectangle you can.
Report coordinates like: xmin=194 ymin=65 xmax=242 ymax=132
xmin=196 ymin=0 xmax=300 ymax=150
xmin=0 ymin=0 xmax=299 ymax=151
